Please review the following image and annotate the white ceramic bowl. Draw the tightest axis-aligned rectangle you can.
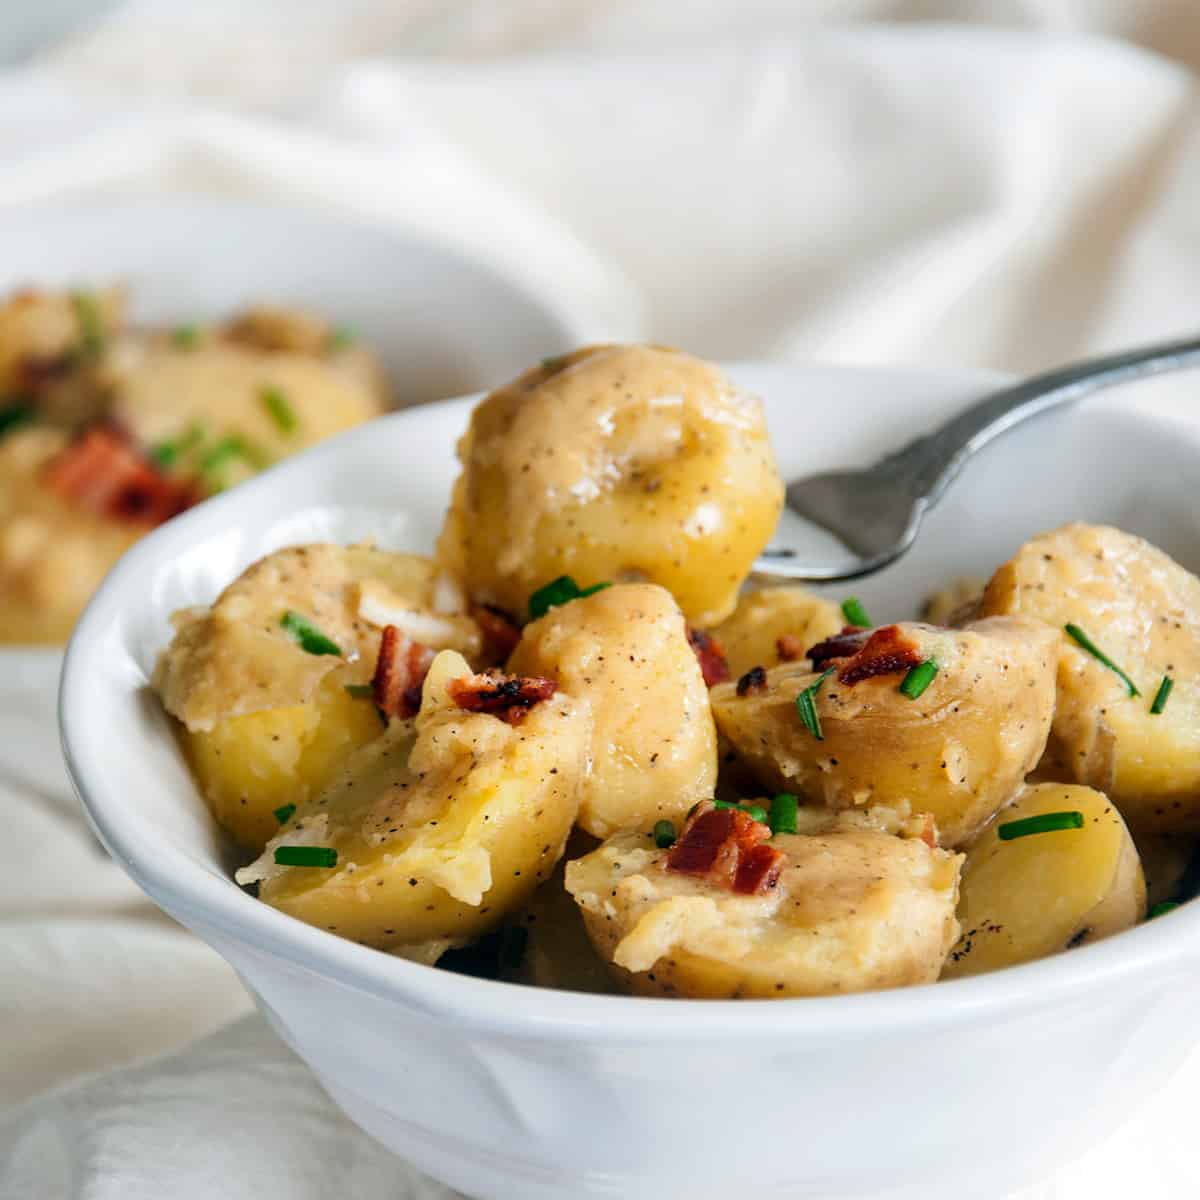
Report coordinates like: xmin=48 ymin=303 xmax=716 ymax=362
xmin=61 ymin=361 xmax=1200 ymax=1200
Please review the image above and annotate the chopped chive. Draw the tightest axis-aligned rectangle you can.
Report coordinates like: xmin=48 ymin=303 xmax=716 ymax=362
xmin=769 ymin=792 xmax=799 ymax=836
xmin=1064 ymin=624 xmax=1139 ymax=697
xmin=328 ymin=326 xmax=356 ymax=350
xmin=841 ymin=597 xmax=872 ymax=628
xmin=171 ymin=324 xmax=200 ymax=349
xmin=273 ymin=803 xmax=297 ymax=824
xmin=0 ymin=403 xmax=33 ymax=439
xmin=1149 ymin=901 xmax=1180 ymax=919
xmin=528 ymin=575 xmax=611 ymax=620
xmin=71 ymin=291 xmax=105 ymax=356
xmin=274 ymin=845 xmax=338 ymax=868
xmin=260 ymin=385 xmax=298 ymax=434
xmin=198 ymin=433 xmax=269 ymax=489
xmin=502 ymin=925 xmax=529 ymax=970
xmin=280 ymin=610 xmax=342 ymax=657
xmin=344 ymin=683 xmax=375 ymax=699
xmin=653 ymin=819 xmax=677 ymax=849
xmin=899 ymin=658 xmax=938 ymax=700
xmin=743 ymin=804 xmax=768 ymax=824
xmin=149 ymin=423 xmax=205 ymax=469
xmin=997 ymin=810 xmax=1084 ymax=841
xmin=796 ymin=667 xmax=836 ymax=740
xmin=540 ymin=355 xmax=566 ymax=371
xmin=1150 ymin=676 xmax=1174 ymax=715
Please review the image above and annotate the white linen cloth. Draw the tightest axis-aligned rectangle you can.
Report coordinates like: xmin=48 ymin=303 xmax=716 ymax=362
xmin=6 ymin=4 xmax=1200 ymax=1196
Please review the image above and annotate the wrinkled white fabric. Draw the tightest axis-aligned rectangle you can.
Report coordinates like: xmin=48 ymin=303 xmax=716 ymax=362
xmin=5 ymin=3 xmax=1200 ymax=1198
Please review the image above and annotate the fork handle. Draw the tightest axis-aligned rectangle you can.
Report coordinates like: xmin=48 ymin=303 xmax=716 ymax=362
xmin=879 ymin=333 xmax=1200 ymax=505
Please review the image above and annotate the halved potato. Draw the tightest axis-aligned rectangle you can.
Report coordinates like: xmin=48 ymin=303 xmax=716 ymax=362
xmin=436 ymin=344 xmax=783 ymax=627
xmin=238 ymin=650 xmax=590 ymax=953
xmin=565 ymin=813 xmax=962 ymax=998
xmin=708 ymin=586 xmax=842 ymax=680
xmin=942 ymin=782 xmax=1145 ymax=978
xmin=156 ymin=543 xmax=479 ymax=849
xmin=978 ymin=523 xmax=1200 ymax=833
xmin=507 ymin=582 xmax=717 ymax=837
xmin=710 ymin=617 xmax=1058 ymax=846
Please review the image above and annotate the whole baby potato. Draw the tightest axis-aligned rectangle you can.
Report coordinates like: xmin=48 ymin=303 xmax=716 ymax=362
xmin=942 ymin=782 xmax=1145 ymax=978
xmin=156 ymin=543 xmax=479 ymax=850
xmin=710 ymin=617 xmax=1058 ymax=847
xmin=708 ymin=586 xmax=843 ymax=680
xmin=978 ymin=523 xmax=1200 ymax=833
xmin=565 ymin=814 xmax=962 ymax=998
xmin=508 ymin=582 xmax=717 ymax=837
xmin=436 ymin=344 xmax=783 ymax=627
xmin=239 ymin=650 xmax=590 ymax=955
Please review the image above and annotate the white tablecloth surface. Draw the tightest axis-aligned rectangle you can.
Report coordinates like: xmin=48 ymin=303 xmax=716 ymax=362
xmin=4 ymin=4 xmax=1200 ymax=1197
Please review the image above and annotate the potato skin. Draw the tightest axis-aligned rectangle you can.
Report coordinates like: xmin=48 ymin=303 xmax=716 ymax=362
xmin=566 ymin=822 xmax=962 ymax=998
xmin=508 ymin=583 xmax=717 ymax=838
xmin=241 ymin=650 xmax=590 ymax=953
xmin=942 ymin=783 xmax=1145 ymax=978
xmin=710 ymin=617 xmax=1058 ymax=847
xmin=979 ymin=523 xmax=1200 ymax=833
xmin=708 ymin=586 xmax=842 ymax=680
xmin=436 ymin=344 xmax=783 ymax=627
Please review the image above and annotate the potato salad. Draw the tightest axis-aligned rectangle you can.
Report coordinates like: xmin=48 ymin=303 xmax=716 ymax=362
xmin=0 ymin=285 xmax=387 ymax=643
xmin=155 ymin=344 xmax=1196 ymax=999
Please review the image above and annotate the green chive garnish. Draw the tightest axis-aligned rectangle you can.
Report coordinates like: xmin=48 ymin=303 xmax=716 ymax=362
xmin=1149 ymin=901 xmax=1180 ymax=919
xmin=260 ymin=385 xmax=298 ymax=434
xmin=1064 ymin=624 xmax=1139 ymax=697
xmin=197 ymin=434 xmax=268 ymax=489
xmin=149 ymin=423 xmax=205 ymax=469
xmin=273 ymin=803 xmax=296 ymax=824
xmin=899 ymin=658 xmax=938 ymax=700
xmin=344 ymin=683 xmax=374 ymax=699
xmin=769 ymin=793 xmax=799 ymax=836
xmin=1150 ymin=676 xmax=1174 ymax=715
xmin=328 ymin=326 xmax=356 ymax=351
xmin=274 ymin=845 xmax=337 ymax=868
xmin=653 ymin=819 xmax=677 ymax=849
xmin=71 ymin=291 xmax=105 ymax=356
xmin=796 ymin=667 xmax=836 ymax=740
xmin=540 ymin=355 xmax=566 ymax=371
xmin=171 ymin=324 xmax=200 ymax=349
xmin=528 ymin=575 xmax=612 ymax=620
xmin=997 ymin=810 xmax=1084 ymax=841
xmin=0 ymin=404 xmax=33 ymax=439
xmin=841 ymin=597 xmax=872 ymax=627
xmin=712 ymin=799 xmax=768 ymax=823
xmin=280 ymin=610 xmax=342 ymax=657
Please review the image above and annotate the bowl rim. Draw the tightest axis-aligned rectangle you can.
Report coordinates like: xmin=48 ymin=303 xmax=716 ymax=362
xmin=60 ymin=360 xmax=1200 ymax=1044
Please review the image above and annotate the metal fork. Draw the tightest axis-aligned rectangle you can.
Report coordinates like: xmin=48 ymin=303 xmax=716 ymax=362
xmin=752 ymin=334 xmax=1200 ymax=583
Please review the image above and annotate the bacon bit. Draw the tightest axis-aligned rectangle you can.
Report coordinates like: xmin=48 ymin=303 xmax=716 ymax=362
xmin=806 ymin=626 xmax=870 ymax=669
xmin=736 ymin=665 xmax=768 ymax=696
xmin=664 ymin=802 xmax=785 ymax=896
xmin=42 ymin=425 xmax=198 ymax=526
xmin=447 ymin=671 xmax=557 ymax=725
xmin=775 ymin=634 xmax=806 ymax=663
xmin=836 ymin=624 xmax=924 ymax=686
xmin=473 ymin=603 xmax=522 ymax=665
xmin=916 ymin=813 xmax=938 ymax=849
xmin=372 ymin=625 xmax=436 ymax=719
xmin=687 ymin=628 xmax=730 ymax=686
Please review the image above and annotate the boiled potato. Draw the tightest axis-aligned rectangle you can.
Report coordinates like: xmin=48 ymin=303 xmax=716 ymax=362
xmin=942 ymin=783 xmax=1145 ymax=978
xmin=436 ymin=344 xmax=783 ymax=627
xmin=0 ymin=427 xmax=142 ymax=643
xmin=922 ymin=577 xmax=984 ymax=627
xmin=710 ymin=617 xmax=1058 ymax=847
xmin=156 ymin=543 xmax=479 ymax=849
xmin=565 ymin=810 xmax=962 ymax=998
xmin=507 ymin=582 xmax=717 ymax=837
xmin=238 ymin=650 xmax=590 ymax=953
xmin=708 ymin=586 xmax=843 ymax=680
xmin=979 ymin=523 xmax=1200 ymax=833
